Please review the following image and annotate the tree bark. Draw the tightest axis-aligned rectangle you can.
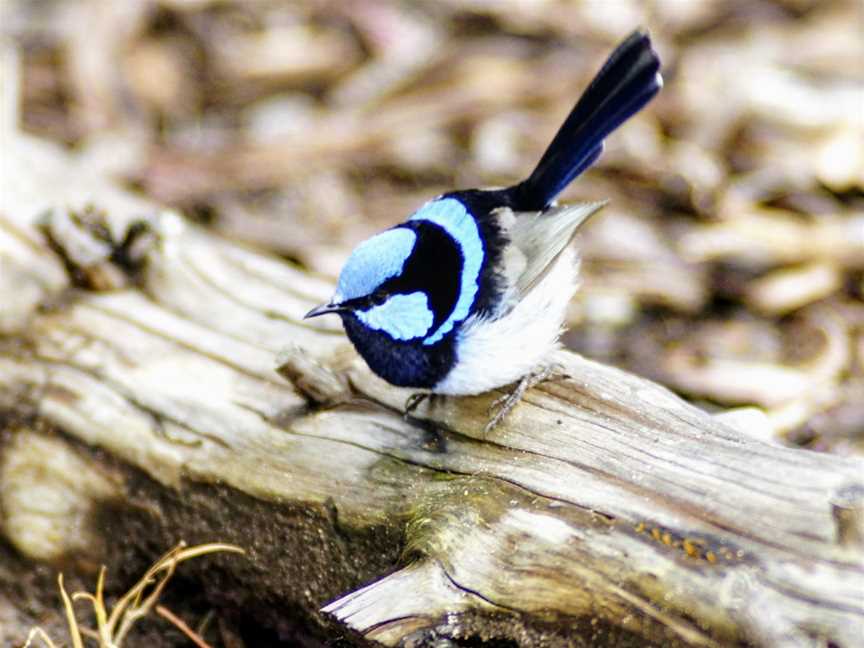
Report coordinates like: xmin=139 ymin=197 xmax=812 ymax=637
xmin=1 ymin=130 xmax=863 ymax=648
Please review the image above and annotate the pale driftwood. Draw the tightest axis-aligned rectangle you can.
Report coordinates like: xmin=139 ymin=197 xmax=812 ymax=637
xmin=1 ymin=129 xmax=864 ymax=648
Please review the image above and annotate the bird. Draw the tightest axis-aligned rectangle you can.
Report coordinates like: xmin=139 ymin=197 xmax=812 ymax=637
xmin=305 ymin=30 xmax=662 ymax=430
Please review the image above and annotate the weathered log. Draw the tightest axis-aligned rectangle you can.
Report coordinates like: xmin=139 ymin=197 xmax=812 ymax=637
xmin=1 ymin=129 xmax=863 ymax=648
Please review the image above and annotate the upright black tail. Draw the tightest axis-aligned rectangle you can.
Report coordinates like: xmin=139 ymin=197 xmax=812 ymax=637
xmin=509 ymin=31 xmax=662 ymax=212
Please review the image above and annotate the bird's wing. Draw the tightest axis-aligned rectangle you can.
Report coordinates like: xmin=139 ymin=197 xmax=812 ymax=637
xmin=501 ymin=201 xmax=606 ymax=307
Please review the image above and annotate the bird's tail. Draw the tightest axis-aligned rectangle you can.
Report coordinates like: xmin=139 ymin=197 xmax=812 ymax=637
xmin=510 ymin=30 xmax=662 ymax=212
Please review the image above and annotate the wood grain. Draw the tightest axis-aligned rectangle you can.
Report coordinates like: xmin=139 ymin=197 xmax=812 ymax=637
xmin=1 ymin=130 xmax=863 ymax=647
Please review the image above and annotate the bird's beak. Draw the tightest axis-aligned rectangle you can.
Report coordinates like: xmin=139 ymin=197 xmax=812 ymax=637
xmin=304 ymin=302 xmax=345 ymax=319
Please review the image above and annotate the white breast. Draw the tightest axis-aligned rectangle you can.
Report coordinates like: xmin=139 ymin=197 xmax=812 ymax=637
xmin=433 ymin=247 xmax=579 ymax=396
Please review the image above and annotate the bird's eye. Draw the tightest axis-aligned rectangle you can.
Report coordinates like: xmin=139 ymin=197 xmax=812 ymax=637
xmin=370 ymin=292 xmax=388 ymax=307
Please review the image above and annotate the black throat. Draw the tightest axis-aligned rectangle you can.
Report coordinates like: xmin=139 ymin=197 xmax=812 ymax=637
xmin=341 ymin=313 xmax=456 ymax=388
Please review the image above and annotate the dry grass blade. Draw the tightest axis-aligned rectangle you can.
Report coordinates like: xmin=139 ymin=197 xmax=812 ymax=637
xmin=22 ymin=542 xmax=244 ymax=648
xmin=58 ymin=574 xmax=85 ymax=648
xmin=21 ymin=627 xmax=59 ymax=648
xmin=156 ymin=604 xmax=215 ymax=648
xmin=71 ymin=566 xmax=110 ymax=644
xmin=107 ymin=542 xmax=244 ymax=645
xmin=114 ymin=555 xmax=178 ymax=645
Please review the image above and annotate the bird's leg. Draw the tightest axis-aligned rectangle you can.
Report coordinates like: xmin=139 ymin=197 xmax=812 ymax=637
xmin=403 ymin=393 xmax=446 ymax=453
xmin=485 ymin=363 xmax=567 ymax=433
xmin=405 ymin=392 xmax=431 ymax=414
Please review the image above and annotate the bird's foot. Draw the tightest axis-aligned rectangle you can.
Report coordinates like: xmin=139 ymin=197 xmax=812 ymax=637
xmin=485 ymin=364 xmax=567 ymax=433
xmin=405 ymin=392 xmax=432 ymax=415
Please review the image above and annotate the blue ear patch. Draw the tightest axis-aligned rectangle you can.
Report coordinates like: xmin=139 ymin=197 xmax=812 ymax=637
xmin=356 ymin=292 xmax=434 ymax=340
xmin=410 ymin=198 xmax=483 ymax=345
xmin=336 ymin=228 xmax=417 ymax=301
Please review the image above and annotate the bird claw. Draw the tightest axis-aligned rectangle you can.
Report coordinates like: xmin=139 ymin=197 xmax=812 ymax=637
xmin=484 ymin=364 xmax=565 ymax=433
xmin=485 ymin=392 xmax=521 ymax=433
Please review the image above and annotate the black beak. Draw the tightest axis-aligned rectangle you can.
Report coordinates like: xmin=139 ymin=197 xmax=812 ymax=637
xmin=304 ymin=303 xmax=345 ymax=319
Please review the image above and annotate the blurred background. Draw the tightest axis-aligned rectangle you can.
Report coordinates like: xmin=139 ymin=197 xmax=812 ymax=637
xmin=3 ymin=0 xmax=863 ymax=453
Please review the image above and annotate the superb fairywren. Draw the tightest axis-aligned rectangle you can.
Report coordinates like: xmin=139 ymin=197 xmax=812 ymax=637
xmin=306 ymin=31 xmax=662 ymax=427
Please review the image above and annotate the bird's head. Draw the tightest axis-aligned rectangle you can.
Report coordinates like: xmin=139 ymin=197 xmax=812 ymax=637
xmin=304 ymin=197 xmax=481 ymax=345
xmin=304 ymin=226 xmax=438 ymax=342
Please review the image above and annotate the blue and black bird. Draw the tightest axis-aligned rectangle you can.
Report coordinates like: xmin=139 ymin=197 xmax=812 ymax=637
xmin=306 ymin=31 xmax=662 ymax=427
